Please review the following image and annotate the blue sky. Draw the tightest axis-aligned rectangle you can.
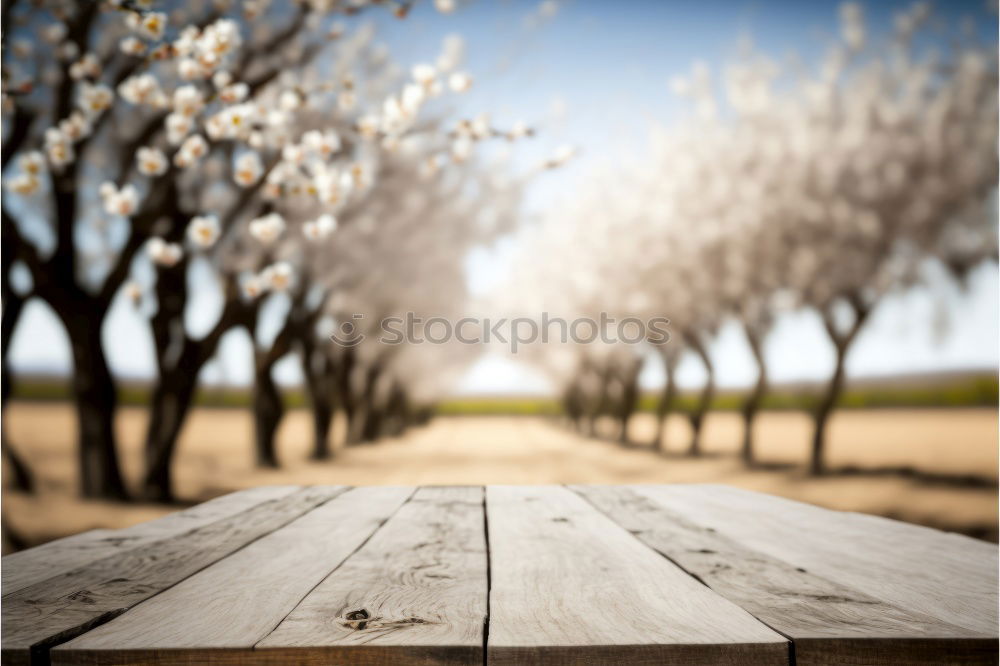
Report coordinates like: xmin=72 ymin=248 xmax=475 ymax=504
xmin=7 ymin=0 xmax=998 ymax=394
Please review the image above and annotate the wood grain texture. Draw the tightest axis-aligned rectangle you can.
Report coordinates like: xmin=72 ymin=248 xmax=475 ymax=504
xmin=257 ymin=486 xmax=488 ymax=665
xmin=2 ymin=486 xmax=298 ymax=596
xmin=633 ymin=485 xmax=999 ymax=639
xmin=572 ymin=484 xmax=995 ymax=665
xmin=5 ymin=484 xmax=995 ymax=666
xmin=52 ymin=486 xmax=415 ymax=666
xmin=485 ymin=485 xmax=788 ymax=665
xmin=1 ymin=485 xmax=345 ymax=666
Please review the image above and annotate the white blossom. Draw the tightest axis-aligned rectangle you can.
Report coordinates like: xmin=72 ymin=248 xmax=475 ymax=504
xmin=166 ymin=113 xmax=194 ymax=145
xmin=451 ymin=136 xmax=473 ymax=162
xmin=279 ymin=90 xmax=302 ymax=112
xmin=58 ymin=111 xmax=92 ymax=142
xmin=357 ymin=114 xmax=380 ymax=139
xmin=173 ymin=25 xmax=200 ymax=57
xmin=448 ymin=72 xmax=473 ymax=93
xmin=212 ymin=70 xmax=234 ymax=89
xmin=173 ymin=85 xmax=205 ymax=116
xmin=233 ymin=151 xmax=264 ymax=186
xmin=281 ymin=144 xmax=305 ymax=164
xmin=303 ymin=214 xmax=337 ymax=240
xmin=260 ymin=261 xmax=293 ymax=291
xmin=7 ymin=173 xmax=40 ymax=196
xmin=146 ymin=237 xmax=183 ymax=267
xmin=302 ymin=130 xmax=341 ymax=159
xmin=186 ymin=215 xmax=221 ymax=248
xmin=241 ymin=274 xmax=264 ymax=299
xmin=197 ymin=18 xmax=242 ymax=65
xmin=100 ymin=182 xmax=139 ymax=216
xmin=129 ymin=11 xmax=168 ymax=41
xmin=78 ymin=82 xmax=113 ymax=117
xmin=174 ymin=134 xmax=209 ymax=168
xmin=119 ymin=36 xmax=147 ymax=56
xmin=435 ymin=0 xmax=456 ymax=14
xmin=118 ymin=73 xmax=165 ymax=106
xmin=178 ymin=58 xmax=206 ymax=80
xmin=508 ymin=120 xmax=530 ymax=140
xmin=436 ymin=34 xmax=465 ymax=72
xmin=218 ymin=82 xmax=248 ymax=104
xmin=248 ymin=212 xmax=286 ymax=244
xmin=137 ymin=146 xmax=169 ymax=176
xmin=44 ymin=128 xmax=74 ymax=168
xmin=69 ymin=53 xmax=101 ymax=80
xmin=42 ymin=23 xmax=67 ymax=45
xmin=19 ymin=151 xmax=45 ymax=176
xmin=411 ymin=63 xmax=436 ymax=88
xmin=208 ymin=103 xmax=255 ymax=140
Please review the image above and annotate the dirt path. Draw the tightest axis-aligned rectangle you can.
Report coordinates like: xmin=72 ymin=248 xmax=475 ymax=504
xmin=3 ymin=404 xmax=996 ymax=549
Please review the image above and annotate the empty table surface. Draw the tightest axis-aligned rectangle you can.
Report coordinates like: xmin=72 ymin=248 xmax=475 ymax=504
xmin=2 ymin=484 xmax=996 ymax=665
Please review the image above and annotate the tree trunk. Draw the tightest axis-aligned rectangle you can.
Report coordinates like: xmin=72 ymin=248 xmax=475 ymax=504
xmin=616 ymin=360 xmax=642 ymax=445
xmin=587 ymin=363 xmax=613 ymax=438
xmin=685 ymin=333 xmax=714 ymax=457
xmin=301 ymin=343 xmax=335 ymax=461
xmin=810 ymin=348 xmax=845 ymax=476
xmin=142 ymin=371 xmax=199 ymax=502
xmin=562 ymin=377 xmax=585 ymax=432
xmin=652 ymin=348 xmax=677 ymax=452
xmin=741 ymin=323 xmax=768 ymax=465
xmin=810 ymin=300 xmax=870 ymax=475
xmin=69 ymin=325 xmax=128 ymax=499
xmin=2 ymin=443 xmax=33 ymax=493
xmin=335 ymin=347 xmax=358 ymax=445
xmin=253 ymin=356 xmax=284 ymax=468
xmin=308 ymin=385 xmax=334 ymax=460
xmin=352 ymin=362 xmax=383 ymax=444
xmin=141 ymin=286 xmax=252 ymax=501
xmin=361 ymin=401 xmax=385 ymax=442
xmin=1 ymin=289 xmax=33 ymax=492
xmin=379 ymin=382 xmax=409 ymax=438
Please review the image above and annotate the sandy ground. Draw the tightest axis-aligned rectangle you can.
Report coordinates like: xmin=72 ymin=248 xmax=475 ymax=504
xmin=2 ymin=403 xmax=997 ymax=550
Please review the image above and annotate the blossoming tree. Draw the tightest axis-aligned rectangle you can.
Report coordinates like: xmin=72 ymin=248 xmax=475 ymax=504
xmin=1 ymin=0 xmax=528 ymax=500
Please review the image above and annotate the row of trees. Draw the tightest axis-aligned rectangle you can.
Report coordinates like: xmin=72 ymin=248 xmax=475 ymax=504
xmin=2 ymin=0 xmax=542 ymax=501
xmin=503 ymin=2 xmax=997 ymax=474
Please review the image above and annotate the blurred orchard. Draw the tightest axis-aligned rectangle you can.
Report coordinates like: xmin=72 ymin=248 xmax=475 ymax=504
xmin=0 ymin=0 xmax=996 ymax=507
xmin=1 ymin=0 xmax=570 ymax=502
xmin=499 ymin=2 xmax=997 ymax=474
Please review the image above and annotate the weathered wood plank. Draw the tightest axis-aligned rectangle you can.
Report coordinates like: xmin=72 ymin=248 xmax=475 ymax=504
xmin=51 ymin=486 xmax=414 ymax=665
xmin=572 ymin=484 xmax=996 ymax=665
xmin=634 ymin=486 xmax=998 ymax=654
xmin=256 ymin=486 xmax=488 ymax=665
xmin=2 ymin=486 xmax=299 ymax=596
xmin=484 ymin=485 xmax=788 ymax=665
xmin=1 ymin=485 xmax=346 ymax=666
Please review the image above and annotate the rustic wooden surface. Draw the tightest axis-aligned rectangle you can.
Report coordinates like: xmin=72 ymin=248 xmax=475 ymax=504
xmin=485 ymin=485 xmax=788 ymax=665
xmin=257 ymin=485 xmax=488 ymax=664
xmin=0 ymin=484 xmax=992 ymax=666
xmin=572 ymin=485 xmax=997 ymax=665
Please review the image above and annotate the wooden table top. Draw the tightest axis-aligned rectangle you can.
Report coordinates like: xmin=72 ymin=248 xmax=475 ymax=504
xmin=2 ymin=485 xmax=997 ymax=665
